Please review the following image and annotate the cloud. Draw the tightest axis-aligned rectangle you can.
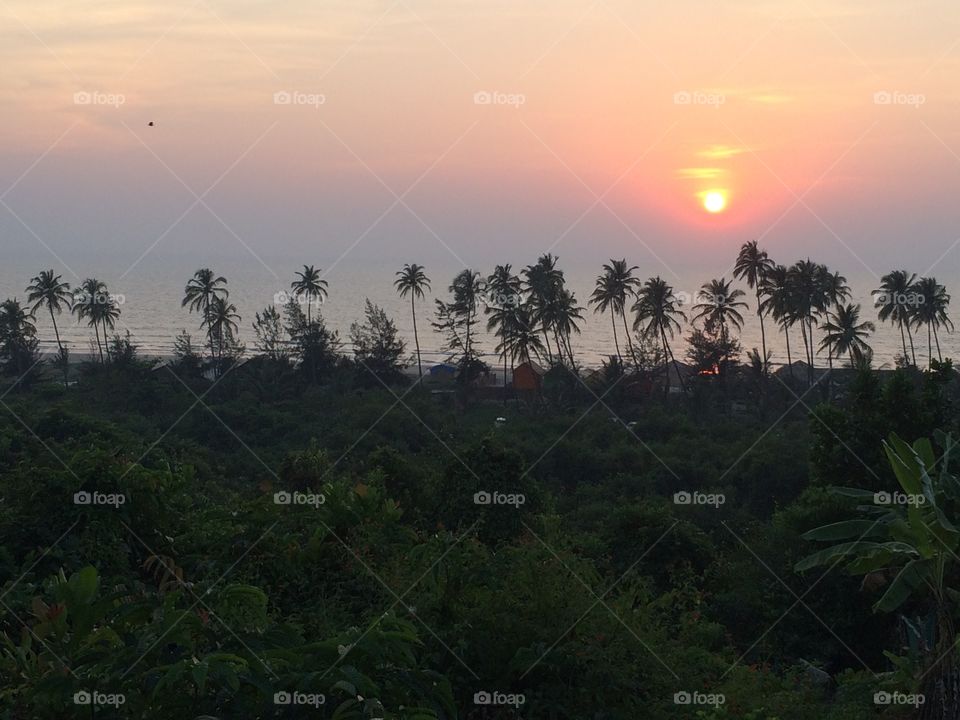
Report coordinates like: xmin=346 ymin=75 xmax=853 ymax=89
xmin=697 ymin=145 xmax=747 ymax=159
xmin=676 ymin=167 xmax=724 ymax=180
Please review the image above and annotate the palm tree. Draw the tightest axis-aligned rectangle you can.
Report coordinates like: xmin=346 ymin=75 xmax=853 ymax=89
xmin=522 ymin=254 xmax=564 ymax=365
xmin=72 ymin=278 xmax=108 ymax=363
xmin=818 ymin=303 xmax=875 ymax=364
xmin=484 ymin=265 xmax=522 ymax=385
xmin=544 ymin=289 xmax=584 ymax=369
xmin=875 ymin=270 xmax=918 ymax=366
xmin=205 ymin=296 xmax=241 ymax=364
xmin=95 ymin=292 xmax=122 ymax=361
xmin=25 ymin=270 xmax=72 ymax=355
xmin=691 ymin=278 xmax=747 ymax=340
xmin=183 ymin=269 xmax=229 ymax=360
xmin=495 ymin=305 xmax=546 ymax=368
xmin=0 ymin=299 xmax=37 ymax=375
xmin=733 ymin=241 xmax=774 ymax=364
xmin=760 ymin=264 xmax=796 ymax=373
xmin=911 ymin=276 xmax=953 ymax=364
xmin=786 ymin=260 xmax=826 ymax=384
xmin=817 ymin=267 xmax=851 ymax=375
xmin=450 ymin=269 xmax=482 ymax=363
xmin=632 ymin=277 xmax=687 ymax=393
xmin=290 ymin=265 xmax=329 ymax=324
xmin=394 ymin=263 xmax=431 ymax=383
xmin=590 ymin=259 xmax=640 ymax=369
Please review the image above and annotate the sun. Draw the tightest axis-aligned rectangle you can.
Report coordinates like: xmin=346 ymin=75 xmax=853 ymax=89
xmin=703 ymin=191 xmax=727 ymax=213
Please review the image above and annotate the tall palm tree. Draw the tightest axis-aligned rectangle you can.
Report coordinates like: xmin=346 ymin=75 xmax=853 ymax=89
xmin=495 ymin=305 xmax=546 ymax=367
xmin=290 ymin=265 xmax=329 ymax=324
xmin=818 ymin=303 xmax=875 ymax=364
xmin=760 ymin=264 xmax=795 ymax=372
xmin=485 ymin=265 xmax=523 ymax=385
xmin=25 ymin=270 xmax=72 ymax=355
xmin=817 ymin=267 xmax=851 ymax=375
xmin=590 ymin=259 xmax=640 ymax=368
xmin=691 ymin=277 xmax=747 ymax=341
xmin=875 ymin=270 xmax=918 ymax=366
xmin=394 ymin=263 xmax=431 ymax=383
xmin=72 ymin=278 xmax=108 ymax=363
xmin=95 ymin=291 xmax=122 ymax=361
xmin=911 ymin=276 xmax=953 ymax=364
xmin=787 ymin=260 xmax=826 ymax=384
xmin=733 ymin=241 xmax=774 ymax=364
xmin=632 ymin=277 xmax=687 ymax=393
xmin=522 ymin=254 xmax=564 ymax=365
xmin=450 ymin=269 xmax=482 ymax=363
xmin=183 ymin=269 xmax=229 ymax=360
xmin=543 ymin=289 xmax=584 ymax=369
xmin=205 ymin=296 xmax=241 ymax=364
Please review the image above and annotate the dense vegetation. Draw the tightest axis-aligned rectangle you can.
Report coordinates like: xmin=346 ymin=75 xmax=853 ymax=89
xmin=1 ymin=244 xmax=959 ymax=718
xmin=0 ymin=340 xmax=958 ymax=718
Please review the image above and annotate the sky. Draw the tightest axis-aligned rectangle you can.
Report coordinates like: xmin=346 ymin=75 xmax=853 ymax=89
xmin=2 ymin=0 xmax=960 ymax=287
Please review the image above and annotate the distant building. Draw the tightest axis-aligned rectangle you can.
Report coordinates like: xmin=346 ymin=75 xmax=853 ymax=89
xmin=512 ymin=361 xmax=546 ymax=392
xmin=428 ymin=362 xmax=458 ymax=383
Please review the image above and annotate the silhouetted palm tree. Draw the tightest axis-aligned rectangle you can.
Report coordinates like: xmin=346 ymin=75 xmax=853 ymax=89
xmin=183 ymin=269 xmax=229 ymax=360
xmin=522 ymin=254 xmax=564 ymax=365
xmin=590 ymin=259 xmax=640 ymax=368
xmin=495 ymin=305 xmax=546 ymax=368
xmin=819 ymin=303 xmax=875 ymax=364
xmin=911 ymin=276 xmax=953 ymax=364
xmin=394 ymin=263 xmax=431 ymax=383
xmin=787 ymin=260 xmax=825 ymax=383
xmin=875 ymin=270 xmax=918 ymax=366
xmin=692 ymin=277 xmax=747 ymax=340
xmin=633 ymin=277 xmax=687 ymax=393
xmin=450 ymin=269 xmax=482 ymax=362
xmin=543 ymin=289 xmax=584 ymax=369
xmin=205 ymin=296 xmax=241 ymax=363
xmin=0 ymin=298 xmax=37 ymax=375
xmin=72 ymin=278 xmax=109 ymax=362
xmin=817 ymin=267 xmax=850 ymax=375
xmin=290 ymin=265 xmax=329 ymax=324
xmin=485 ymin=265 xmax=523 ymax=384
xmin=25 ymin=270 xmax=72 ymax=354
xmin=733 ymin=241 xmax=773 ymax=364
xmin=760 ymin=264 xmax=795 ymax=371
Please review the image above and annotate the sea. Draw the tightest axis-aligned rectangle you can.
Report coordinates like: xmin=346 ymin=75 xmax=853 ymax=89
xmin=0 ymin=254 xmax=953 ymax=370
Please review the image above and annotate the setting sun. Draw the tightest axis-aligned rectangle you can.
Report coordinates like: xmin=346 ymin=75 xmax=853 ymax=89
xmin=703 ymin=191 xmax=727 ymax=213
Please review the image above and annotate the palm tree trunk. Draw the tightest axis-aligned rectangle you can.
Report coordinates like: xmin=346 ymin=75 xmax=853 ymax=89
xmin=541 ymin=327 xmax=553 ymax=365
xmin=906 ymin=322 xmax=917 ymax=366
xmin=411 ymin=295 xmax=422 ymax=383
xmin=784 ymin=324 xmax=793 ymax=377
xmin=622 ymin=312 xmax=639 ymax=371
xmin=756 ymin=287 xmax=767 ymax=365
xmin=799 ymin=321 xmax=810 ymax=385
xmin=929 ymin=324 xmax=933 ymax=367
xmin=94 ymin=322 xmax=103 ymax=363
xmin=49 ymin=307 xmax=63 ymax=353
xmin=934 ymin=324 xmax=943 ymax=361
xmin=898 ymin=319 xmax=908 ymax=364
xmin=660 ymin=327 xmax=671 ymax=395
xmin=610 ymin=311 xmax=622 ymax=364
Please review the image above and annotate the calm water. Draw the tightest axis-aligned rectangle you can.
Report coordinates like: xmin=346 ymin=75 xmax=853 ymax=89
xmin=1 ymin=256 xmax=955 ymax=369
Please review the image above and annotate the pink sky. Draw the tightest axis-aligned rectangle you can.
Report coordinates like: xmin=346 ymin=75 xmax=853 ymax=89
xmin=2 ymin=0 xmax=960 ymax=280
